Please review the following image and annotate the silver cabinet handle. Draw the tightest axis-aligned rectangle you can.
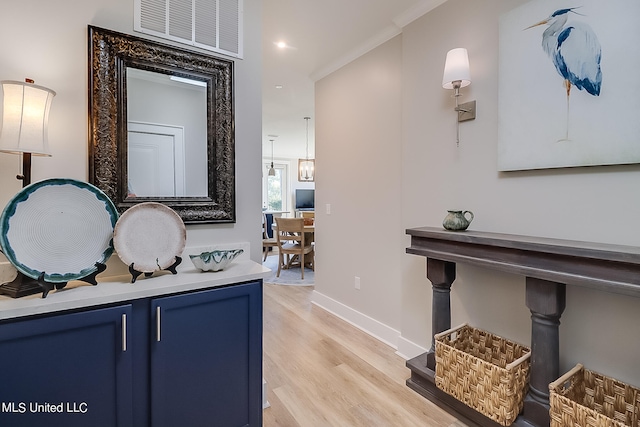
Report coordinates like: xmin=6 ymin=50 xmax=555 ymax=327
xmin=122 ymin=314 xmax=127 ymax=352
xmin=156 ymin=306 xmax=161 ymax=342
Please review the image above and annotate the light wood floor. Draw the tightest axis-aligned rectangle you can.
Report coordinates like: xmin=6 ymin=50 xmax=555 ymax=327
xmin=263 ymin=281 xmax=466 ymax=427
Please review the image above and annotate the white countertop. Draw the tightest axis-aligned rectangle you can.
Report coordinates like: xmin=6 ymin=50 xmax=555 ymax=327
xmin=0 ymin=260 xmax=270 ymax=321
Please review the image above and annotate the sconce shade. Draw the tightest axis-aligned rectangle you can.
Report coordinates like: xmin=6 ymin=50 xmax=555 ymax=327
xmin=442 ymin=48 xmax=471 ymax=89
xmin=0 ymin=80 xmax=56 ymax=156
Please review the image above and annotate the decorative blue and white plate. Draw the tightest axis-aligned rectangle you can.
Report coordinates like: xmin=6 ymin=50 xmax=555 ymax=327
xmin=0 ymin=178 xmax=118 ymax=283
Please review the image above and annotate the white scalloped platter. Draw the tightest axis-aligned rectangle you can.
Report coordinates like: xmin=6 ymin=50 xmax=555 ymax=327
xmin=0 ymin=178 xmax=118 ymax=283
xmin=113 ymin=202 xmax=186 ymax=273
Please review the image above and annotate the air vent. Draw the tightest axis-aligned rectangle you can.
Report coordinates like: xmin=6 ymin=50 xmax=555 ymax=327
xmin=135 ymin=0 xmax=243 ymax=58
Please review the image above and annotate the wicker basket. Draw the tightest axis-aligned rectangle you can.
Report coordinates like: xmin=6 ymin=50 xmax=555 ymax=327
xmin=550 ymin=364 xmax=640 ymax=427
xmin=434 ymin=323 xmax=531 ymax=426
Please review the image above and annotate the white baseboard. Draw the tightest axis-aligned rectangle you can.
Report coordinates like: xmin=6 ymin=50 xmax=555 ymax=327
xmin=310 ymin=290 xmax=401 ymax=350
xmin=396 ymin=335 xmax=428 ymax=360
xmin=310 ymin=290 xmax=429 ymax=361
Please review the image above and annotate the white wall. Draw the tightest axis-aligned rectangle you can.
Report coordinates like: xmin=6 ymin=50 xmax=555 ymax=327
xmin=316 ymin=0 xmax=640 ymax=386
xmin=0 ymin=0 xmax=263 ymax=268
xmin=314 ymin=35 xmax=404 ymax=342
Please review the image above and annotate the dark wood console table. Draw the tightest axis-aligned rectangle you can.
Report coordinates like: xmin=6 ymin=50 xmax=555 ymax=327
xmin=405 ymin=227 xmax=640 ymax=427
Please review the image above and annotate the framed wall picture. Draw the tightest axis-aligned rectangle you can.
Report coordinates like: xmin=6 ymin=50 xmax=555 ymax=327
xmin=498 ymin=0 xmax=640 ymax=171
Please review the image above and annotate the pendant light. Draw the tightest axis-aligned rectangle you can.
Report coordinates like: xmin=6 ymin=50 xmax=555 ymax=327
xmin=298 ymin=117 xmax=315 ymax=182
xmin=267 ymin=139 xmax=275 ymax=176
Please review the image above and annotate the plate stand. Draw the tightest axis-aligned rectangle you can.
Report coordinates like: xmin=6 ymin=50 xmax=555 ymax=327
xmin=128 ymin=256 xmax=182 ymax=283
xmin=37 ymin=262 xmax=107 ymax=298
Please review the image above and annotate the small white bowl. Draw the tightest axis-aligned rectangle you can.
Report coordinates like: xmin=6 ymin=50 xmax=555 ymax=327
xmin=189 ymin=249 xmax=244 ymax=272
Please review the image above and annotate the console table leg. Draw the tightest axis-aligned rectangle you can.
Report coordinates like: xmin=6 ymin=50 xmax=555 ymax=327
xmin=425 ymin=258 xmax=456 ymax=370
xmin=524 ymin=277 xmax=566 ymax=427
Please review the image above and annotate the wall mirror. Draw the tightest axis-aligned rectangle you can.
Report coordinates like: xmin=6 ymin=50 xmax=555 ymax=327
xmin=88 ymin=26 xmax=235 ymax=223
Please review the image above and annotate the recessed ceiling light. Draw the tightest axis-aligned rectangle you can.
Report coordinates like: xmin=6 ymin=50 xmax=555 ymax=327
xmin=276 ymin=41 xmax=287 ymax=49
xmin=275 ymin=85 xmax=283 ymax=89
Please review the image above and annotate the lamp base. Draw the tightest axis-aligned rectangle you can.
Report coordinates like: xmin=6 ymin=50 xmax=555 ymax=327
xmin=0 ymin=271 xmax=43 ymax=298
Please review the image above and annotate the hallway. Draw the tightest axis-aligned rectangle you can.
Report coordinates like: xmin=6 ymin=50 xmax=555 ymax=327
xmin=262 ymin=283 xmax=465 ymax=426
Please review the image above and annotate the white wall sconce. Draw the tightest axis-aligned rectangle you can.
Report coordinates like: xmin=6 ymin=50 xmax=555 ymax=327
xmin=442 ymin=48 xmax=476 ymax=146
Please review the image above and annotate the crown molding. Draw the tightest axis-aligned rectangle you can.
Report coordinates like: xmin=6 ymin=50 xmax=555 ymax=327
xmin=393 ymin=0 xmax=449 ymax=28
xmin=310 ymin=25 xmax=401 ymax=82
xmin=309 ymin=0 xmax=449 ymax=82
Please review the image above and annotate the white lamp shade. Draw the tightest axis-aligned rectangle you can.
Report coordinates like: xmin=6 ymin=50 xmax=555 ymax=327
xmin=442 ymin=48 xmax=471 ymax=89
xmin=0 ymin=80 xmax=56 ymax=156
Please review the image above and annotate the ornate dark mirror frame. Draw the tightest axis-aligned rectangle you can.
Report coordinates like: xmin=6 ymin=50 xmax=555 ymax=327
xmin=88 ymin=26 xmax=235 ymax=223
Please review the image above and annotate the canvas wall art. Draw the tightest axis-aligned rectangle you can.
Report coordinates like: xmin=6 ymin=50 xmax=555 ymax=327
xmin=498 ymin=0 xmax=640 ymax=171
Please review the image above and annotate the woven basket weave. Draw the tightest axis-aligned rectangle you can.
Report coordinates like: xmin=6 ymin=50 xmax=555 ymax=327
xmin=550 ymin=364 xmax=640 ymax=427
xmin=435 ymin=323 xmax=531 ymax=426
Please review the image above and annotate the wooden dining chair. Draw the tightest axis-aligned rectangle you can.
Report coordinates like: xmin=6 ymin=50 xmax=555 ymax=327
xmin=262 ymin=213 xmax=278 ymax=261
xmin=274 ymin=217 xmax=314 ymax=279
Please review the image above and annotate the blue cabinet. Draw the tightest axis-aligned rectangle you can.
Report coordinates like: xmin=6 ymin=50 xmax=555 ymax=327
xmin=150 ymin=282 xmax=263 ymax=427
xmin=0 ymin=305 xmax=133 ymax=427
xmin=0 ymin=280 xmax=262 ymax=427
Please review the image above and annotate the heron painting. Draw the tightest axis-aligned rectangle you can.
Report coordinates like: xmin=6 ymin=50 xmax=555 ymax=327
xmin=498 ymin=0 xmax=640 ymax=171
xmin=526 ymin=8 xmax=602 ymax=141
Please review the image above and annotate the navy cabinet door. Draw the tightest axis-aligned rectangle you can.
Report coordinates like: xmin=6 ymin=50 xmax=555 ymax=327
xmin=150 ymin=281 xmax=262 ymax=427
xmin=0 ymin=304 xmax=133 ymax=427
